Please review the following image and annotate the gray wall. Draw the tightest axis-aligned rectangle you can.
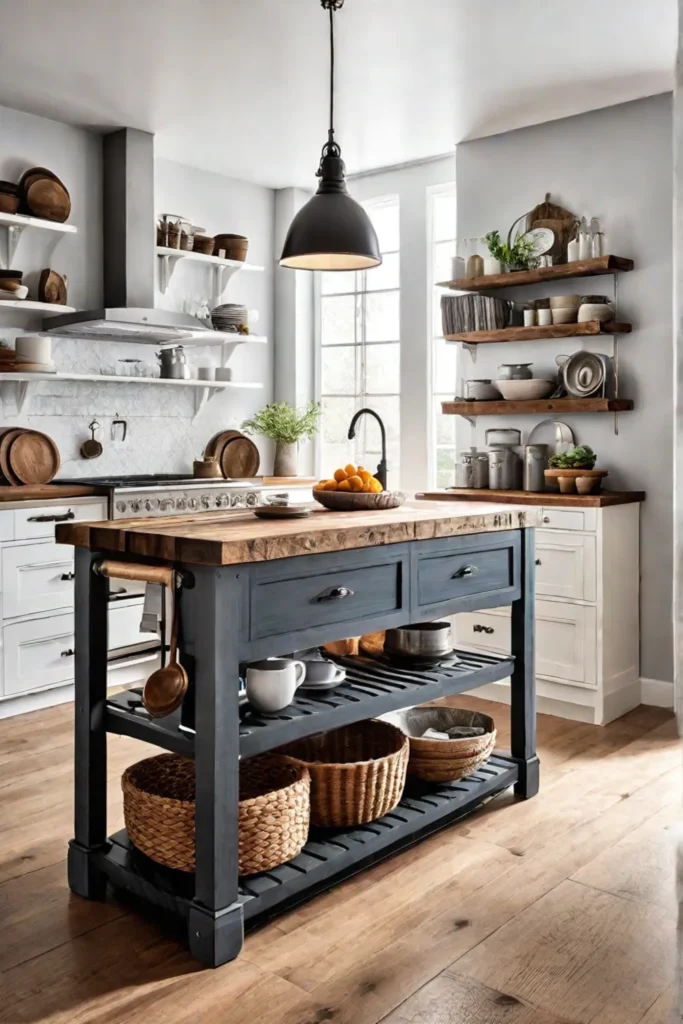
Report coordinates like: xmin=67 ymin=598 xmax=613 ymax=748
xmin=455 ymin=93 xmax=673 ymax=685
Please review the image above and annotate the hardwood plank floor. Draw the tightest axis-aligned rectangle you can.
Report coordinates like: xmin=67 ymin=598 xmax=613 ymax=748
xmin=0 ymin=695 xmax=678 ymax=1024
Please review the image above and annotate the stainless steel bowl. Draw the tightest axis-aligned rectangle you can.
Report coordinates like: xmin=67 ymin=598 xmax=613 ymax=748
xmin=384 ymin=622 xmax=452 ymax=660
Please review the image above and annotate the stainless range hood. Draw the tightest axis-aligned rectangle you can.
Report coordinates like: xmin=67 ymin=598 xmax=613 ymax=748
xmin=42 ymin=128 xmax=216 ymax=345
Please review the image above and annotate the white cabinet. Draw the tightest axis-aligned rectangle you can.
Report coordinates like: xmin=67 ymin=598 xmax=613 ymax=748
xmin=4 ymin=612 xmax=75 ymax=696
xmin=454 ymin=502 xmax=641 ymax=725
xmin=1 ymin=541 xmax=75 ymax=617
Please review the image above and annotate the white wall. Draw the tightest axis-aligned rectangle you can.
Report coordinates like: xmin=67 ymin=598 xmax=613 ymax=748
xmin=455 ymin=94 xmax=673 ymax=685
xmin=0 ymin=108 xmax=275 ymax=477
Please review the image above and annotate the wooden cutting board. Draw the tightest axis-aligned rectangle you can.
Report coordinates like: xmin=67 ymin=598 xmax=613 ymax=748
xmin=26 ymin=177 xmax=71 ymax=223
xmin=38 ymin=269 xmax=68 ymax=305
xmin=220 ymin=436 xmax=260 ymax=478
xmin=204 ymin=429 xmax=243 ymax=468
xmin=9 ymin=430 xmax=60 ymax=484
xmin=0 ymin=429 xmax=25 ymax=485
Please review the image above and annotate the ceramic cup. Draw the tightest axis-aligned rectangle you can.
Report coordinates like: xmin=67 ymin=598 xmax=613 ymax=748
xmin=523 ymin=309 xmax=536 ymax=327
xmin=537 ymin=308 xmax=552 ymax=326
xmin=197 ymin=366 xmax=215 ymax=381
xmin=15 ymin=334 xmax=52 ymax=365
xmin=215 ymin=366 xmax=233 ymax=382
xmin=302 ymin=658 xmax=343 ymax=685
xmin=246 ymin=658 xmax=306 ymax=713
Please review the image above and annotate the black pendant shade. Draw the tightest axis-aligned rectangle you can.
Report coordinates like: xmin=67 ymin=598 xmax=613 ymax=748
xmin=279 ymin=0 xmax=382 ymax=272
xmin=279 ymin=146 xmax=381 ymax=271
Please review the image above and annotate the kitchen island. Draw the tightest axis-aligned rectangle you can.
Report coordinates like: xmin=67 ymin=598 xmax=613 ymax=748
xmin=58 ymin=500 xmax=540 ymax=967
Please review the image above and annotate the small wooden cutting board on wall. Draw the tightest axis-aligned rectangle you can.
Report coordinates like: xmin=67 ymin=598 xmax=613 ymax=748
xmin=38 ymin=269 xmax=67 ymax=306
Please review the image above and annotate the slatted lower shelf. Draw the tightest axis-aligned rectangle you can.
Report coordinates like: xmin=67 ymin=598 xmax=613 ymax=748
xmin=96 ymin=755 xmax=517 ymax=930
xmin=106 ymin=648 xmax=515 ymax=759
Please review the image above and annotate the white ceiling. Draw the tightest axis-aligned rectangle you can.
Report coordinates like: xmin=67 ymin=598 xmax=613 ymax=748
xmin=0 ymin=0 xmax=675 ymax=189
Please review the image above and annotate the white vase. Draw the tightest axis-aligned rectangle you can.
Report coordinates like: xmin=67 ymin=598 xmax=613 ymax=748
xmin=274 ymin=442 xmax=298 ymax=477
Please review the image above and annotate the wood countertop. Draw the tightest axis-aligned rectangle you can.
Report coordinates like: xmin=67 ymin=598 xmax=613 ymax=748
xmin=417 ymin=489 xmax=645 ymax=508
xmin=56 ymin=499 xmax=541 ymax=567
xmin=0 ymin=483 xmax=105 ymax=503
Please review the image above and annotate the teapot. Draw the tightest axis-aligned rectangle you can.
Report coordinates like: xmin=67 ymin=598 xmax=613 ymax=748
xmin=157 ymin=345 xmax=190 ymax=379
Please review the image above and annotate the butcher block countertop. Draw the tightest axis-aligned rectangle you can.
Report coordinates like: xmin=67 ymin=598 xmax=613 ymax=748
xmin=417 ymin=489 xmax=645 ymax=508
xmin=56 ymin=499 xmax=540 ymax=567
xmin=0 ymin=483 xmax=104 ymax=503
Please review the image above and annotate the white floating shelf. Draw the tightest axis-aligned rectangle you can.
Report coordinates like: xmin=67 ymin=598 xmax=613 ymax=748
xmin=0 ymin=212 xmax=77 ymax=270
xmin=0 ymin=371 xmax=262 ymax=419
xmin=0 ymin=300 xmax=77 ymax=314
xmin=156 ymin=245 xmax=264 ymax=299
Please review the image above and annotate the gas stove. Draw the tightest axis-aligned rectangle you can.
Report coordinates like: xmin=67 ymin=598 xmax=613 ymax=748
xmin=59 ymin=475 xmax=263 ymax=519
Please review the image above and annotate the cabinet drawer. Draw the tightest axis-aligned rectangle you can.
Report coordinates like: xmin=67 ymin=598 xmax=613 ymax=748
xmin=4 ymin=612 xmax=75 ymax=695
xmin=535 ymin=530 xmax=596 ymax=602
xmin=109 ymin=599 xmax=156 ymax=650
xmin=250 ymin=550 xmax=406 ymax=640
xmin=415 ymin=533 xmax=518 ymax=616
xmin=540 ymin=507 xmax=597 ymax=532
xmin=2 ymin=541 xmax=75 ymax=617
xmin=454 ymin=600 xmax=597 ymax=687
xmin=14 ymin=499 xmax=107 ymax=541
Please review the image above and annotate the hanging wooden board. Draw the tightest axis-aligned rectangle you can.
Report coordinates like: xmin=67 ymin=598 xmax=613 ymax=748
xmin=38 ymin=269 xmax=68 ymax=306
xmin=9 ymin=430 xmax=60 ymax=484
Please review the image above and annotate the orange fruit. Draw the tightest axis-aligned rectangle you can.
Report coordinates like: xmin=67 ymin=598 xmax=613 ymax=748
xmin=369 ymin=478 xmax=383 ymax=493
xmin=357 ymin=465 xmax=366 ymax=472
xmin=344 ymin=463 xmax=357 ymax=478
xmin=348 ymin=475 xmax=364 ymax=492
xmin=315 ymin=480 xmax=329 ymax=489
xmin=359 ymin=469 xmax=372 ymax=485
xmin=333 ymin=468 xmax=347 ymax=483
xmin=362 ymin=481 xmax=373 ymax=493
xmin=323 ymin=479 xmax=339 ymax=491
xmin=337 ymin=479 xmax=351 ymax=491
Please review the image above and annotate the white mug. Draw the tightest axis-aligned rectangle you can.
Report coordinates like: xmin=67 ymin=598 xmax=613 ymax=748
xmin=16 ymin=334 xmax=52 ymax=365
xmin=197 ymin=366 xmax=215 ymax=381
xmin=215 ymin=366 xmax=233 ymax=382
xmin=246 ymin=658 xmax=306 ymax=713
xmin=537 ymin=308 xmax=552 ymax=326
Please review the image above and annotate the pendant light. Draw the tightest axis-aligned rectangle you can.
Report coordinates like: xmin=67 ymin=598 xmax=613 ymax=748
xmin=279 ymin=0 xmax=381 ymax=272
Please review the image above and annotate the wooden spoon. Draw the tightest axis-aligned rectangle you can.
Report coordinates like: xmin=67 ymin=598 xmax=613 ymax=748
xmin=142 ymin=579 xmax=188 ymax=718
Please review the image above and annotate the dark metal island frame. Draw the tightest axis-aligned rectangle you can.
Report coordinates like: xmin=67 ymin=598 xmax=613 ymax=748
xmin=57 ymin=499 xmax=540 ymax=969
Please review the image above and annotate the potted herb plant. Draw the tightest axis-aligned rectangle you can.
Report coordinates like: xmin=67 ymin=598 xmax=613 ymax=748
xmin=545 ymin=445 xmax=607 ymax=494
xmin=484 ymin=230 xmax=537 ymax=272
xmin=241 ymin=401 xmax=321 ymax=477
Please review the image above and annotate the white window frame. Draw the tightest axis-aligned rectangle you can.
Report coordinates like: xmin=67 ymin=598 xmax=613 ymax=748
xmin=427 ymin=181 xmax=458 ymax=489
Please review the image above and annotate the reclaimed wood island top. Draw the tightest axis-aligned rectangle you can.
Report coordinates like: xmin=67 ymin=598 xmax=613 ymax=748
xmin=56 ymin=499 xmax=540 ymax=566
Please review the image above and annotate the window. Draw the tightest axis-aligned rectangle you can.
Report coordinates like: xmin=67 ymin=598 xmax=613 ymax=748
xmin=318 ymin=197 xmax=400 ymax=485
xmin=428 ymin=184 xmax=457 ymax=488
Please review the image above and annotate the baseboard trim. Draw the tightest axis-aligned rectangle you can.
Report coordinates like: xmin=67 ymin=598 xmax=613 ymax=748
xmin=640 ymin=678 xmax=674 ymax=708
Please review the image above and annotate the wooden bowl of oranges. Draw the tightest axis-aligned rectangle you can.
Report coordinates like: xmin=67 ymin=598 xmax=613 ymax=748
xmin=313 ymin=464 xmax=406 ymax=512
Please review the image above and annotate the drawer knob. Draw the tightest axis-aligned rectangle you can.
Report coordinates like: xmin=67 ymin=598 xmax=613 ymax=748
xmin=60 ymin=648 xmax=75 ymax=658
xmin=452 ymin=565 xmax=478 ymax=579
xmin=473 ymin=624 xmax=494 ymax=634
xmin=28 ymin=509 xmax=76 ymax=524
xmin=318 ymin=586 xmax=354 ymax=602
xmin=542 ymin=515 xmax=551 ymax=524
xmin=60 ymin=571 xmax=76 ymax=581
xmin=535 ymin=559 xmax=542 ymax=566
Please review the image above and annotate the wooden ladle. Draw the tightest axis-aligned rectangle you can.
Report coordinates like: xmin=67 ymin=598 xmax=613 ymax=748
xmin=142 ymin=575 xmax=188 ymax=718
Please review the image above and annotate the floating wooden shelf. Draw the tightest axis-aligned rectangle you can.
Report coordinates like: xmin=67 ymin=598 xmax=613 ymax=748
xmin=445 ymin=320 xmax=631 ymax=345
xmin=437 ymin=255 xmax=634 ymax=291
xmin=0 ymin=299 xmax=77 ymax=315
xmin=441 ymin=398 xmax=633 ymax=416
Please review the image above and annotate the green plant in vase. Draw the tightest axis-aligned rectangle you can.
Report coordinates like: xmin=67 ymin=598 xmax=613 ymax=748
xmin=548 ymin=445 xmax=597 ymax=470
xmin=484 ymin=230 xmax=538 ymax=271
xmin=241 ymin=401 xmax=321 ymax=477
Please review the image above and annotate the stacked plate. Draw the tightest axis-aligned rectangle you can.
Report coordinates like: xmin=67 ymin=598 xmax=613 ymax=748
xmin=0 ymin=427 xmax=60 ymax=485
xmin=210 ymin=304 xmax=248 ymax=334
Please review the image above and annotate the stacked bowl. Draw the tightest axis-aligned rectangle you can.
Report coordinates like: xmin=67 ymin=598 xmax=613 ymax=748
xmin=550 ymin=294 xmax=582 ymax=324
xmin=210 ymin=303 xmax=248 ymax=334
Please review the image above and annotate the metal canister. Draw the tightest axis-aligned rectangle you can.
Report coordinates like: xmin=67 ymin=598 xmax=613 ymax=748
xmin=523 ymin=444 xmax=548 ymax=492
xmin=471 ymin=453 xmax=489 ymax=489
xmin=455 ymin=452 xmax=475 ymax=489
xmin=488 ymin=448 xmax=519 ymax=490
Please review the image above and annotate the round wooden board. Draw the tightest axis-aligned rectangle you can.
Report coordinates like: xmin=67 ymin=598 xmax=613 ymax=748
xmin=0 ymin=428 xmax=25 ymax=485
xmin=221 ymin=436 xmax=260 ymax=478
xmin=204 ymin=429 xmax=243 ymax=466
xmin=26 ymin=177 xmax=71 ymax=223
xmin=9 ymin=430 xmax=60 ymax=484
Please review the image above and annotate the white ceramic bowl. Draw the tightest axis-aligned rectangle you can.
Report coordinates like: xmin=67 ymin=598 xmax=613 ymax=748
xmin=577 ymin=303 xmax=614 ymax=323
xmin=494 ymin=379 xmax=555 ymax=401
xmin=549 ymin=294 xmax=582 ymax=310
xmin=16 ymin=335 xmax=52 ymax=364
xmin=551 ymin=307 xmax=578 ymax=324
xmin=465 ymin=379 xmax=501 ymax=401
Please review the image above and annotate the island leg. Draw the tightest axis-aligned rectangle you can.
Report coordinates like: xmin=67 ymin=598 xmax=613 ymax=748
xmin=510 ymin=528 xmax=539 ymax=798
xmin=68 ymin=548 xmax=109 ymax=899
xmin=187 ymin=566 xmax=244 ymax=967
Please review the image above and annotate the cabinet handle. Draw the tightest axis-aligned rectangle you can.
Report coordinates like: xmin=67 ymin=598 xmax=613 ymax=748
xmin=542 ymin=515 xmax=550 ymax=524
xmin=61 ymin=571 xmax=76 ymax=581
xmin=28 ymin=509 xmax=76 ymax=523
xmin=452 ymin=565 xmax=478 ymax=579
xmin=535 ymin=559 xmax=542 ymax=566
xmin=473 ymin=624 xmax=494 ymax=634
xmin=110 ymin=586 xmax=128 ymax=595
xmin=61 ymin=648 xmax=75 ymax=658
xmin=317 ymin=586 xmax=354 ymax=601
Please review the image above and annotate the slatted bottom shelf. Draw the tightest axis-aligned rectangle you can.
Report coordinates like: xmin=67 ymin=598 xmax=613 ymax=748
xmin=95 ymin=755 xmax=517 ymax=931
xmin=106 ymin=648 xmax=515 ymax=759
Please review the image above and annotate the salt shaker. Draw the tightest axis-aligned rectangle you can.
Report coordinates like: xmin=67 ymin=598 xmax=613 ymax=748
xmin=578 ymin=217 xmax=591 ymax=261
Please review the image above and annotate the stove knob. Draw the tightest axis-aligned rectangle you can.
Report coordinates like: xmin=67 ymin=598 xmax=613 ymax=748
xmin=177 ymin=497 xmax=187 ymax=511
xmin=246 ymin=492 xmax=259 ymax=507
xmin=116 ymin=500 xmax=127 ymax=514
xmin=189 ymin=497 xmax=199 ymax=511
xmin=150 ymin=497 xmax=160 ymax=509
xmin=130 ymin=500 xmax=141 ymax=513
xmin=160 ymin=498 xmax=175 ymax=512
xmin=144 ymin=499 xmax=152 ymax=511
xmin=231 ymin=494 xmax=245 ymax=508
xmin=215 ymin=494 xmax=225 ymax=508
xmin=201 ymin=494 xmax=211 ymax=509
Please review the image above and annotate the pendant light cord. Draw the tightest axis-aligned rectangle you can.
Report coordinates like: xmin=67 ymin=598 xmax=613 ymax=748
xmin=321 ymin=0 xmax=343 ymax=159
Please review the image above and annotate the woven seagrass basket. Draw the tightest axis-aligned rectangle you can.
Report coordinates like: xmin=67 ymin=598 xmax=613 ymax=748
xmin=122 ymin=752 xmax=310 ymax=876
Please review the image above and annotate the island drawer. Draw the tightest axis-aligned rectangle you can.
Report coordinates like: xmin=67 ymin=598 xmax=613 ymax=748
xmin=413 ymin=531 xmax=520 ymax=617
xmin=248 ymin=547 xmax=408 ymax=641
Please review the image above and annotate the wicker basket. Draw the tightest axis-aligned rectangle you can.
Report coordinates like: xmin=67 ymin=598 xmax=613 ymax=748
xmin=385 ymin=708 xmax=496 ymax=783
xmin=193 ymin=234 xmax=215 ymax=255
xmin=281 ymin=720 xmax=409 ymax=828
xmin=122 ymin=752 xmax=310 ymax=876
xmin=214 ymin=233 xmax=248 ymax=261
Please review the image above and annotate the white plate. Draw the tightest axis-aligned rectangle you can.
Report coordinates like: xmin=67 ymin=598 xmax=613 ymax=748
xmin=521 ymin=227 xmax=555 ymax=256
